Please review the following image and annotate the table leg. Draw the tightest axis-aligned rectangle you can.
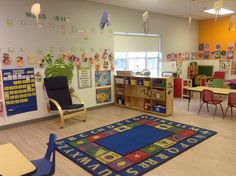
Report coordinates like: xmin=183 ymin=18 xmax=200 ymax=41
xmin=199 ymin=92 xmax=202 ymax=108
xmin=188 ymin=90 xmax=191 ymax=111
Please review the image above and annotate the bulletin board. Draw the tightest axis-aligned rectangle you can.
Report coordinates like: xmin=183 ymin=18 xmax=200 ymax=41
xmin=198 ymin=65 xmax=214 ymax=78
xmin=2 ymin=68 xmax=37 ymax=116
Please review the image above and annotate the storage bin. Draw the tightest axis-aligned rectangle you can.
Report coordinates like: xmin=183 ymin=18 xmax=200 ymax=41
xmin=144 ymin=80 xmax=151 ymax=87
xmin=229 ymin=83 xmax=236 ymax=89
xmin=115 ymin=77 xmax=124 ymax=84
xmin=152 ymin=105 xmax=166 ymax=114
xmin=137 ymin=79 xmax=143 ymax=85
xmin=131 ymin=79 xmax=137 ymax=85
xmin=116 ymin=88 xmax=125 ymax=95
xmin=152 ymin=89 xmax=166 ymax=101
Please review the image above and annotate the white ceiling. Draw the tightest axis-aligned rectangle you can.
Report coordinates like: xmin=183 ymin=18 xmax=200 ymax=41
xmin=87 ymin=0 xmax=236 ymax=19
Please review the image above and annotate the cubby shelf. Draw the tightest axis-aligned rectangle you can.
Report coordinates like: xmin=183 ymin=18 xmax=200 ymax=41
xmin=114 ymin=75 xmax=173 ymax=116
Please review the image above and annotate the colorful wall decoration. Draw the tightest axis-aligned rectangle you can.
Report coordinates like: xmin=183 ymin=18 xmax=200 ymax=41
xmin=0 ymin=73 xmax=3 ymax=117
xmin=231 ymin=60 xmax=236 ymax=75
xmin=95 ymin=71 xmax=111 ymax=87
xmin=96 ymin=87 xmax=111 ymax=104
xmin=2 ymin=68 xmax=37 ymax=116
xmin=219 ymin=60 xmax=231 ymax=73
xmin=78 ymin=67 xmax=92 ymax=89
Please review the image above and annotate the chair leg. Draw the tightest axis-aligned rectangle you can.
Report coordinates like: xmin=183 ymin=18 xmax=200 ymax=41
xmin=231 ymin=107 xmax=233 ymax=118
xmin=220 ymin=104 xmax=224 ymax=118
xmin=206 ymin=103 xmax=209 ymax=112
xmin=60 ymin=118 xmax=65 ymax=129
xmin=224 ymin=106 xmax=229 ymax=119
xmin=213 ymin=105 xmax=217 ymax=118
xmin=198 ymin=103 xmax=205 ymax=115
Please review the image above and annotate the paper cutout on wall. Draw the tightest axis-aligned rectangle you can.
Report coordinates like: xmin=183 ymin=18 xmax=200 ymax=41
xmin=219 ymin=60 xmax=231 ymax=73
xmin=35 ymin=71 xmax=42 ymax=82
xmin=8 ymin=47 xmax=14 ymax=52
xmin=20 ymin=20 xmax=27 ymax=26
xmin=227 ymin=50 xmax=234 ymax=59
xmin=20 ymin=47 xmax=26 ymax=52
xmin=96 ymin=87 xmax=111 ymax=104
xmin=49 ymin=24 xmax=55 ymax=31
xmin=37 ymin=48 xmax=43 ymax=55
xmin=2 ymin=68 xmax=38 ymax=116
xmin=100 ymin=11 xmax=110 ymax=32
xmin=79 ymin=31 xmax=89 ymax=40
xmin=6 ymin=19 xmax=13 ymax=27
xmin=27 ymin=52 xmax=36 ymax=65
xmin=231 ymin=60 xmax=236 ymax=75
xmin=78 ymin=67 xmax=92 ymax=89
xmin=2 ymin=53 xmax=12 ymax=66
xmin=215 ymin=43 xmax=222 ymax=51
xmin=228 ymin=15 xmax=236 ymax=31
xmin=214 ymin=51 xmax=221 ymax=59
xmin=38 ymin=57 xmax=45 ymax=68
xmin=227 ymin=42 xmax=234 ymax=51
xmin=16 ymin=56 xmax=24 ymax=67
xmin=95 ymin=71 xmax=111 ymax=87
xmin=71 ymin=26 xmax=77 ymax=33
xmin=176 ymin=61 xmax=183 ymax=77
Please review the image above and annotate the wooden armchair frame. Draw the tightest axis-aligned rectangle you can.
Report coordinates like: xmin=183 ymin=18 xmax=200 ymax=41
xmin=45 ymin=87 xmax=87 ymax=128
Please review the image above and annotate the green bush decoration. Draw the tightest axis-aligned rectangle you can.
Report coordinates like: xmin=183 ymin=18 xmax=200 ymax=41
xmin=44 ymin=54 xmax=74 ymax=84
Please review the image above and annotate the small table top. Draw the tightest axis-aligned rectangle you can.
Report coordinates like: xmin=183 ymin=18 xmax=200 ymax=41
xmin=0 ymin=143 xmax=36 ymax=176
xmin=184 ymin=86 xmax=236 ymax=95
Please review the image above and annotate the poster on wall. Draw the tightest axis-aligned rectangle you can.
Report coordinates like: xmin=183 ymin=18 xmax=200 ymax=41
xmin=219 ymin=60 xmax=231 ymax=74
xmin=2 ymin=68 xmax=37 ymax=116
xmin=96 ymin=87 xmax=111 ymax=104
xmin=78 ymin=67 xmax=92 ymax=89
xmin=95 ymin=71 xmax=111 ymax=87
xmin=231 ymin=60 xmax=236 ymax=75
xmin=0 ymin=73 xmax=3 ymax=117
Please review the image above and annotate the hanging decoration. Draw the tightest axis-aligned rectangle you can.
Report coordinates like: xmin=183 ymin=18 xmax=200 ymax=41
xmin=31 ymin=3 xmax=41 ymax=26
xmin=100 ymin=11 xmax=110 ymax=32
xmin=228 ymin=15 xmax=236 ymax=31
xmin=188 ymin=0 xmax=192 ymax=32
xmin=143 ymin=11 xmax=149 ymax=34
xmin=213 ymin=0 xmax=224 ymax=21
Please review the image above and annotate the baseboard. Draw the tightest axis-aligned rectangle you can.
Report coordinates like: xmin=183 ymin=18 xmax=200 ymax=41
xmin=0 ymin=103 xmax=114 ymax=131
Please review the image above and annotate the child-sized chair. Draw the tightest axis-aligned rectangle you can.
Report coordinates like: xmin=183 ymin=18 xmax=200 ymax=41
xmin=32 ymin=133 xmax=57 ymax=176
xmin=198 ymin=89 xmax=224 ymax=118
xmin=224 ymin=93 xmax=236 ymax=118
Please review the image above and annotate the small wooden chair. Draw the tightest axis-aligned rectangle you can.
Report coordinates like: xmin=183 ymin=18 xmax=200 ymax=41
xmin=198 ymin=89 xmax=224 ymax=118
xmin=44 ymin=77 xmax=87 ymax=128
xmin=224 ymin=92 xmax=236 ymax=118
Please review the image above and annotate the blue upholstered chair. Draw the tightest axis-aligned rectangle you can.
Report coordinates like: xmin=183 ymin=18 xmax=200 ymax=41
xmin=44 ymin=76 xmax=87 ymax=128
xmin=32 ymin=133 xmax=57 ymax=176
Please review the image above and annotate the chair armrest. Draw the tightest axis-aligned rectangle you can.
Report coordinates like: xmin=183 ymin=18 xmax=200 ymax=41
xmin=69 ymin=87 xmax=86 ymax=106
xmin=47 ymin=98 xmax=64 ymax=117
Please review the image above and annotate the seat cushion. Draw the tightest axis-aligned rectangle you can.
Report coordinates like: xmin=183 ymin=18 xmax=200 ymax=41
xmin=50 ymin=104 xmax=84 ymax=111
xmin=32 ymin=158 xmax=52 ymax=176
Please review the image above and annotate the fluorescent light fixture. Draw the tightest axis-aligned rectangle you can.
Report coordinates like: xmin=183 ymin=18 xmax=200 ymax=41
xmin=204 ymin=8 xmax=234 ymax=15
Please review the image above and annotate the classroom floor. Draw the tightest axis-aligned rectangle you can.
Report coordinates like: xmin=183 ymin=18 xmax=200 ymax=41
xmin=0 ymin=96 xmax=236 ymax=176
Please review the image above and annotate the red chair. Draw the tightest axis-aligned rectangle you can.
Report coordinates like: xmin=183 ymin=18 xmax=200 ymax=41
xmin=224 ymin=93 xmax=236 ymax=118
xmin=198 ymin=89 xmax=224 ymax=118
xmin=207 ymin=71 xmax=225 ymax=87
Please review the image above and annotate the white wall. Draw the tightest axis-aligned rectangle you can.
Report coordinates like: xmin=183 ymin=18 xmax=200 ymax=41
xmin=0 ymin=0 xmax=199 ymax=126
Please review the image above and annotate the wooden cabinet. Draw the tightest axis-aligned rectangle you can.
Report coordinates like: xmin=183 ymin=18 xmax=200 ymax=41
xmin=114 ymin=76 xmax=173 ymax=116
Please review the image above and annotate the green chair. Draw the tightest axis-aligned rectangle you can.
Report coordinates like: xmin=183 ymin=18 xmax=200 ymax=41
xmin=212 ymin=79 xmax=224 ymax=88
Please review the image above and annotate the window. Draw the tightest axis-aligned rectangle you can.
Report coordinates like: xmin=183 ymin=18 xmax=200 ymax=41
xmin=114 ymin=52 xmax=162 ymax=76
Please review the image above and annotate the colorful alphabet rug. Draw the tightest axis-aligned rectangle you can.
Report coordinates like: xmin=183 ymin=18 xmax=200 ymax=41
xmin=55 ymin=115 xmax=217 ymax=176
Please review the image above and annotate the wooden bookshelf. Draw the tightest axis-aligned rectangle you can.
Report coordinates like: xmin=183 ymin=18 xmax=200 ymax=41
xmin=114 ymin=76 xmax=173 ymax=116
